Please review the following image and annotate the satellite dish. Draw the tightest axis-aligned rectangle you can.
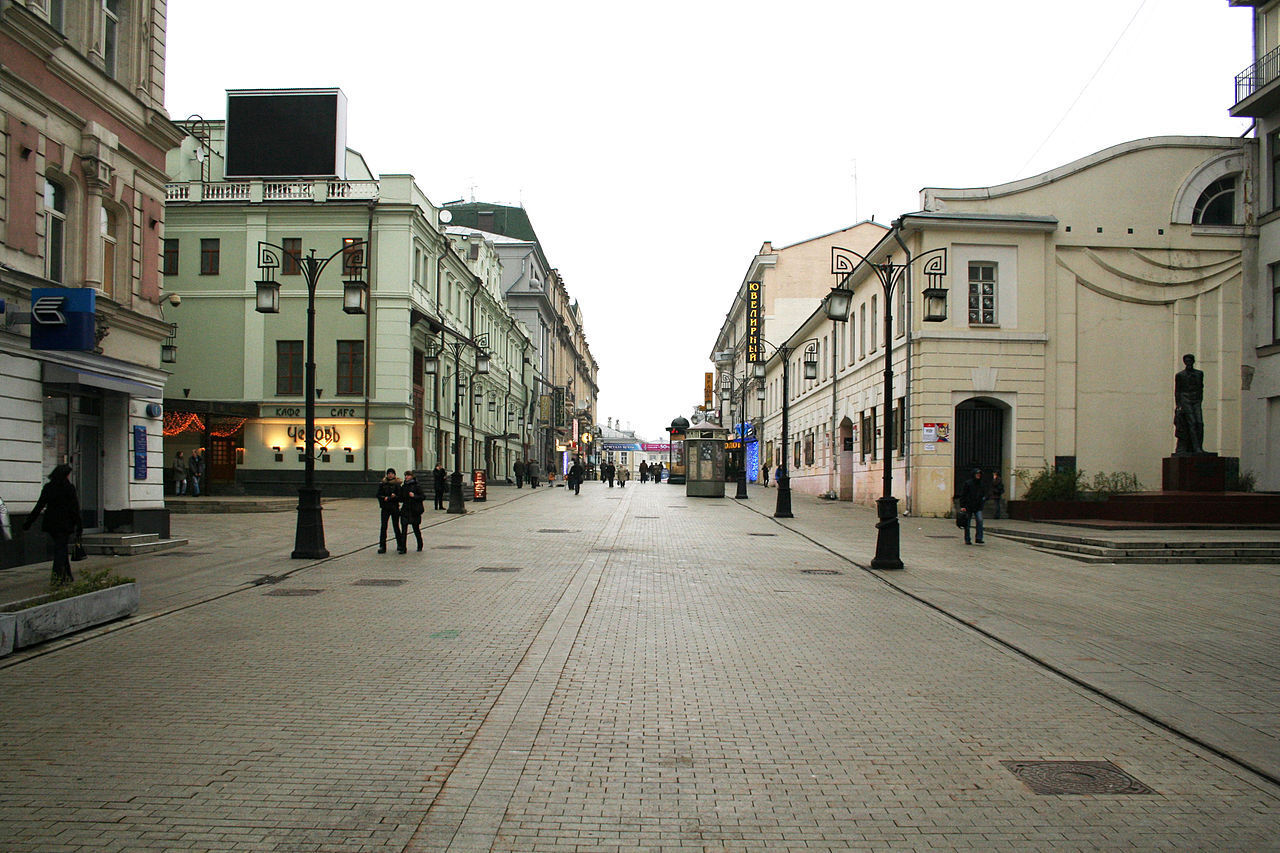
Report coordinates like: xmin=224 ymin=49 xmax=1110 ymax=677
xmin=439 ymin=209 xmax=453 ymax=224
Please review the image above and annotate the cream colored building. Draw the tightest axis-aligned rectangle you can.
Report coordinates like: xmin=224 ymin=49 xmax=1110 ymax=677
xmin=711 ymin=222 xmax=887 ymax=486
xmin=759 ymin=137 xmax=1249 ymax=515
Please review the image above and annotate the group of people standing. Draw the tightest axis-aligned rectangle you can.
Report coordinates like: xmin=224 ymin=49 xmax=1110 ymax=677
xmin=170 ymin=449 xmax=205 ymax=497
xmin=637 ymin=461 xmax=664 ymax=483
xmin=512 ymin=459 xmax=547 ymax=489
xmin=375 ymin=466 xmax=450 ymax=553
xmin=598 ymin=460 xmax=630 ymax=488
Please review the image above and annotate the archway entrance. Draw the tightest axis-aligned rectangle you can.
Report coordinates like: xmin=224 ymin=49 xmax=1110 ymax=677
xmin=838 ymin=417 xmax=854 ymax=500
xmin=953 ymin=399 xmax=1005 ymax=498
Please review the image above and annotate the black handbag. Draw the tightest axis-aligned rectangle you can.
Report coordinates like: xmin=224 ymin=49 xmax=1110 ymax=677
xmin=955 ymin=510 xmax=969 ymax=529
xmin=70 ymin=538 xmax=87 ymax=561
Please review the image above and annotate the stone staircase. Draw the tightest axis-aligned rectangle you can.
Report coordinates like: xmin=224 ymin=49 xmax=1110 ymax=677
xmin=166 ymin=497 xmax=299 ymax=513
xmin=985 ymin=526 xmax=1280 ymax=564
xmin=81 ymin=532 xmax=188 ymax=557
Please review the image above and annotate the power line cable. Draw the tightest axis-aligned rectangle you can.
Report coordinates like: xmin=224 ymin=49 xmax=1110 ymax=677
xmin=1018 ymin=0 xmax=1151 ymax=177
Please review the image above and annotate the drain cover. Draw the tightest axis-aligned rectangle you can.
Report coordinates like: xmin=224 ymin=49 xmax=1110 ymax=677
xmin=352 ymin=579 xmax=407 ymax=587
xmin=265 ymin=588 xmax=322 ymax=596
xmin=433 ymin=545 xmax=473 ymax=550
xmin=476 ymin=567 xmax=521 ymax=573
xmin=801 ymin=569 xmax=841 ymax=575
xmin=252 ymin=574 xmax=288 ymax=586
xmin=1002 ymin=761 xmax=1156 ymax=795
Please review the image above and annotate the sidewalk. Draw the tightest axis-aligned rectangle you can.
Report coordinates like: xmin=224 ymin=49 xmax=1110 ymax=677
xmin=737 ymin=483 xmax=1280 ymax=784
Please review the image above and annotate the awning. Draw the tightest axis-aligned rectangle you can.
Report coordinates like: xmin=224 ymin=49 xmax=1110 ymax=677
xmin=44 ymin=363 xmax=163 ymax=397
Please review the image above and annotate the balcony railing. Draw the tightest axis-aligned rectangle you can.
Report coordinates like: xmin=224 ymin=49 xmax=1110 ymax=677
xmin=1235 ymin=42 xmax=1280 ymax=105
xmin=165 ymin=179 xmax=380 ymax=204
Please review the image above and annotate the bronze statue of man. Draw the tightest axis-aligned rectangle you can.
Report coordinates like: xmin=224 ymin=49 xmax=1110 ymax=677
xmin=1173 ymin=353 xmax=1205 ymax=455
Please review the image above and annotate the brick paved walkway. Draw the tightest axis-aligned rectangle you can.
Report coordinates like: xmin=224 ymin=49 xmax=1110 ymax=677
xmin=1 ymin=483 xmax=1277 ymax=851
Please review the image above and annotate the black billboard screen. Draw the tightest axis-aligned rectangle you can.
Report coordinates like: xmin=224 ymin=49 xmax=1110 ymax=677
xmin=224 ymin=90 xmax=345 ymax=178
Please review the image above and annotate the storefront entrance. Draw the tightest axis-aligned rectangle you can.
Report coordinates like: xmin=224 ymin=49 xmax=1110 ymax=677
xmin=72 ymin=418 xmax=102 ymax=531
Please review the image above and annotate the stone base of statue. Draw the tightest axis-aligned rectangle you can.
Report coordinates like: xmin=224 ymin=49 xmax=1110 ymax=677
xmin=1162 ymin=453 xmax=1235 ymax=492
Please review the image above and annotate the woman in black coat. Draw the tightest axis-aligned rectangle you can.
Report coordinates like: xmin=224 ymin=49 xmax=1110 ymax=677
xmin=22 ymin=464 xmax=82 ymax=585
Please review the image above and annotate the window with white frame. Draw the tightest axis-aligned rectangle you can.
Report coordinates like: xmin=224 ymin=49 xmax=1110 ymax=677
xmin=968 ymin=262 xmax=998 ymax=326
xmin=100 ymin=207 xmax=119 ymax=298
xmin=44 ymin=178 xmax=67 ymax=283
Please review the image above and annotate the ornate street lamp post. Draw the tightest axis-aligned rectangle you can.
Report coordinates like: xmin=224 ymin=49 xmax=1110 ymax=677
xmin=827 ymin=222 xmax=948 ymax=570
xmin=255 ymin=239 xmax=368 ymax=559
xmin=423 ymin=331 xmax=489 ymax=514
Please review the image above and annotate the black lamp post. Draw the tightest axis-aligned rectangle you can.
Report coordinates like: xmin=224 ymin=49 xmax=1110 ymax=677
xmin=748 ymin=336 xmax=819 ymax=519
xmin=827 ymin=225 xmax=948 ymax=570
xmin=255 ymin=239 xmax=368 ymax=559
xmin=423 ymin=331 xmax=489 ymax=514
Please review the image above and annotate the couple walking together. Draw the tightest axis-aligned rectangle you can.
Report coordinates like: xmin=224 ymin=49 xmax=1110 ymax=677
xmin=376 ymin=467 xmax=427 ymax=553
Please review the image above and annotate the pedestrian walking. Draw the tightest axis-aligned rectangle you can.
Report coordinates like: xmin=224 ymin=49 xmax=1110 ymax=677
xmin=639 ymin=460 xmax=649 ymax=483
xmin=432 ymin=463 xmax=447 ymax=510
xmin=187 ymin=448 xmax=204 ymax=497
xmin=568 ymin=458 xmax=584 ymax=495
xmin=617 ymin=465 xmax=630 ymax=488
xmin=529 ymin=462 xmax=540 ymax=488
xmin=376 ymin=468 xmax=404 ymax=553
xmin=171 ymin=450 xmax=187 ymax=496
xmin=990 ymin=471 xmax=1005 ymax=519
xmin=399 ymin=470 xmax=426 ymax=552
xmin=762 ymin=464 xmax=770 ymax=487
xmin=603 ymin=460 xmax=616 ymax=487
xmin=546 ymin=465 xmax=557 ymax=487
xmin=958 ymin=467 xmax=987 ymax=545
xmin=652 ymin=462 xmax=663 ymax=483
xmin=21 ymin=463 xmax=82 ymax=586
xmin=514 ymin=459 xmax=526 ymax=489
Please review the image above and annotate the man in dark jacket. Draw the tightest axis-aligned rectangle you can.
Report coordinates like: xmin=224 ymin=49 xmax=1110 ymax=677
xmin=514 ymin=459 xmax=525 ymax=489
xmin=432 ymin=464 xmax=447 ymax=510
xmin=22 ymin=464 xmax=81 ymax=584
xmin=568 ymin=458 xmax=584 ymax=495
xmin=399 ymin=470 xmax=425 ymax=552
xmin=376 ymin=468 xmax=403 ymax=553
xmin=958 ymin=468 xmax=987 ymax=545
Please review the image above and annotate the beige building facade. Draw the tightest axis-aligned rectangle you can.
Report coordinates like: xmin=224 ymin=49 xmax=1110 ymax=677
xmin=758 ymin=137 xmax=1248 ymax=515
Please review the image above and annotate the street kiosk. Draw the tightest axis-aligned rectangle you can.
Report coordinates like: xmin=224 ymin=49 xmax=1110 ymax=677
xmin=685 ymin=425 xmax=728 ymax=498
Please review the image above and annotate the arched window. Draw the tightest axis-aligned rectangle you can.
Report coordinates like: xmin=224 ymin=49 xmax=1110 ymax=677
xmin=1193 ymin=175 xmax=1237 ymax=226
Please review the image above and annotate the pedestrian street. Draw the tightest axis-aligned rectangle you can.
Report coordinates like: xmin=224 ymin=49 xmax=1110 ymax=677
xmin=1 ymin=482 xmax=1276 ymax=852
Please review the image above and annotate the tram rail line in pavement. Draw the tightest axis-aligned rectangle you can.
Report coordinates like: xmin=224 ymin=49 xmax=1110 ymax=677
xmin=732 ymin=496 xmax=1280 ymax=793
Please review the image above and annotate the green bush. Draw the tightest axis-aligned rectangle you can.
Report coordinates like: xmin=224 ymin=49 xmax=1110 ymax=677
xmin=46 ymin=568 xmax=134 ymax=600
xmin=1014 ymin=466 xmax=1143 ymax=502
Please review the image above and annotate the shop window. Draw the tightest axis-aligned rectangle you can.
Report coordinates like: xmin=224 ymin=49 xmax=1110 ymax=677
xmin=968 ymin=262 xmax=998 ymax=326
xmin=276 ymin=340 xmax=303 ymax=396
xmin=44 ymin=178 xmax=67 ymax=283
xmin=337 ymin=341 xmax=364 ymax=395
xmin=282 ymin=237 xmax=302 ymax=275
xmin=200 ymin=238 xmax=220 ymax=275
xmin=163 ymin=238 xmax=179 ymax=275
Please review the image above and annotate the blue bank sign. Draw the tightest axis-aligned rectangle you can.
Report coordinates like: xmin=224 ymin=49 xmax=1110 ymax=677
xmin=30 ymin=288 xmax=96 ymax=351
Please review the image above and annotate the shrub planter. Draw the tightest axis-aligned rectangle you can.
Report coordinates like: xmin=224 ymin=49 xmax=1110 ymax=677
xmin=2 ymin=582 xmax=138 ymax=654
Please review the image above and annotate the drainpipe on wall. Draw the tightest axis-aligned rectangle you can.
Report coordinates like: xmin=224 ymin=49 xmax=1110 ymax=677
xmin=362 ymin=201 xmax=375 ymax=477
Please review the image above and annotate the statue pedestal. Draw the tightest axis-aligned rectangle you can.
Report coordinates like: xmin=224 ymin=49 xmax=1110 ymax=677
xmin=1162 ymin=454 xmax=1235 ymax=492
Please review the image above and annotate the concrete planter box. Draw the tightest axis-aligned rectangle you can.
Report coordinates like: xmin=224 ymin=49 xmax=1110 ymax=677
xmin=2 ymin=583 xmax=138 ymax=655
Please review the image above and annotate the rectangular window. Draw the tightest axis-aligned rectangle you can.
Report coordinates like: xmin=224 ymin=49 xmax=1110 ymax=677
xmin=859 ymin=305 xmax=866 ymax=358
xmin=276 ymin=340 xmax=304 ymax=396
xmin=803 ymin=433 xmax=815 ymax=466
xmin=48 ymin=0 xmax=65 ymax=29
xmin=100 ymin=207 xmax=117 ymax=298
xmin=200 ymin=238 xmax=220 ymax=275
xmin=336 ymin=340 xmax=364 ymax=395
xmin=895 ymin=398 xmax=905 ymax=458
xmin=282 ymin=237 xmax=302 ymax=275
xmin=103 ymin=0 xmax=120 ymax=77
xmin=44 ymin=179 xmax=66 ymax=283
xmin=1272 ymin=131 xmax=1280 ymax=211
xmin=969 ymin=262 xmax=998 ymax=325
xmin=163 ymin=238 xmax=179 ymax=275
xmin=871 ymin=295 xmax=878 ymax=352
xmin=860 ymin=410 xmax=871 ymax=461
xmin=1273 ymin=264 xmax=1280 ymax=344
xmin=793 ymin=440 xmax=801 ymax=469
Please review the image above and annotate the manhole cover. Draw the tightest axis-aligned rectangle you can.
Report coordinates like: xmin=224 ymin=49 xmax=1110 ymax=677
xmin=748 ymin=533 xmax=777 ymax=537
xmin=252 ymin=574 xmax=288 ymax=586
xmin=800 ymin=569 xmax=841 ymax=575
xmin=352 ymin=579 xmax=407 ymax=587
xmin=1001 ymin=761 xmax=1156 ymax=795
xmin=434 ymin=545 xmax=473 ymax=550
xmin=538 ymin=528 xmax=573 ymax=533
xmin=476 ymin=567 xmax=521 ymax=573
xmin=265 ymin=588 xmax=322 ymax=596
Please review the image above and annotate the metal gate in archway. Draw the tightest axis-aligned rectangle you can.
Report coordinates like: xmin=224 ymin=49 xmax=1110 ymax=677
xmin=954 ymin=400 xmax=1004 ymax=494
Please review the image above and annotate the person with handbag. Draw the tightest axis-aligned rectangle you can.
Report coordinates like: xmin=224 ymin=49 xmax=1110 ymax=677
xmin=398 ymin=470 xmax=426 ymax=552
xmin=22 ymin=463 xmax=82 ymax=585
xmin=958 ymin=467 xmax=987 ymax=545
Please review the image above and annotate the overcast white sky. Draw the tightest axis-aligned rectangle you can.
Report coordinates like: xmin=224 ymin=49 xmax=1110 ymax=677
xmin=166 ymin=0 xmax=1253 ymax=441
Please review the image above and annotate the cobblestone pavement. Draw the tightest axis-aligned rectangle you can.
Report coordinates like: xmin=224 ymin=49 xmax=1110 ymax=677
xmin=1 ymin=483 xmax=1277 ymax=852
